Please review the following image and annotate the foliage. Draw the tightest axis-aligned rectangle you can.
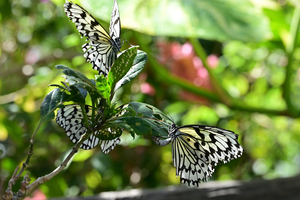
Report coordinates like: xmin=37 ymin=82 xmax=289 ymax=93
xmin=1 ymin=0 xmax=300 ymax=198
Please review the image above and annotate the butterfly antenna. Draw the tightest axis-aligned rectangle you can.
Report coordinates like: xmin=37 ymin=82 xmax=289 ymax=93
xmin=153 ymin=108 xmax=173 ymax=125
xmin=164 ymin=109 xmax=175 ymax=123
xmin=122 ymin=39 xmax=132 ymax=47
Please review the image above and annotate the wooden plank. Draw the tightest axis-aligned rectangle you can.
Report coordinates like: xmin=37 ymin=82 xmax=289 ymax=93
xmin=50 ymin=175 xmax=300 ymax=200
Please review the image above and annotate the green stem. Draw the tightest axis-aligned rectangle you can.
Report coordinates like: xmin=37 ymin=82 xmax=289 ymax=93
xmin=134 ymin=32 xmax=220 ymax=102
xmin=283 ymin=7 xmax=300 ymax=116
xmin=80 ymin=104 xmax=90 ymax=128
xmin=91 ymin=98 xmax=96 ymax=122
xmin=134 ymin=32 xmax=297 ymax=117
xmin=189 ymin=38 xmax=233 ymax=106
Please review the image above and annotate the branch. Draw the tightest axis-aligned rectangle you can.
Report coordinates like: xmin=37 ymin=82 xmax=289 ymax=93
xmin=24 ymin=129 xmax=92 ymax=198
xmin=3 ymin=128 xmax=93 ymax=200
xmin=24 ymin=143 xmax=80 ymax=196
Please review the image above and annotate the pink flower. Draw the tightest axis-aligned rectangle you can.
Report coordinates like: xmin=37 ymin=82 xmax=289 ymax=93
xmin=24 ymin=190 xmax=46 ymax=200
xmin=207 ymin=54 xmax=219 ymax=68
xmin=140 ymin=83 xmax=155 ymax=96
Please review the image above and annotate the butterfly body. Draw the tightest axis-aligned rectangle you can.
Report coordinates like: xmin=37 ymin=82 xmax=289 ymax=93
xmin=64 ymin=0 xmax=121 ymax=76
xmin=153 ymin=123 xmax=243 ymax=187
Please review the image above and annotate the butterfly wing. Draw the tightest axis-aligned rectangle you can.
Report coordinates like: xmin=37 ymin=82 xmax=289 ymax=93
xmin=95 ymin=105 xmax=127 ymax=154
xmin=109 ymin=0 xmax=121 ymax=51
xmin=97 ymin=127 xmax=122 ymax=154
xmin=56 ymin=105 xmax=100 ymax=150
xmin=64 ymin=1 xmax=118 ymax=76
xmin=56 ymin=104 xmax=123 ymax=153
xmin=171 ymin=125 xmax=243 ymax=187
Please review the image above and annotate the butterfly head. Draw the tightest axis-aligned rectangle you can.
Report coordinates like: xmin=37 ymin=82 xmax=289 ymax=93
xmin=111 ymin=37 xmax=122 ymax=52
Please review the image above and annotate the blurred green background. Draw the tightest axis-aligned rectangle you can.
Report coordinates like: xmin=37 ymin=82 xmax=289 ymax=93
xmin=1 ymin=0 xmax=300 ymax=198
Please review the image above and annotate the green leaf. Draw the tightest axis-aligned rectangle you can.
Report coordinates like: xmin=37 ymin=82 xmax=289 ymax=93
xmin=40 ymin=88 xmax=67 ymax=122
xmin=95 ymin=75 xmax=111 ymax=104
xmin=86 ymin=0 xmax=271 ymax=42
xmin=48 ymin=84 xmax=68 ymax=91
xmin=108 ymin=46 xmax=138 ymax=92
xmin=49 ymin=82 xmax=87 ymax=105
xmin=95 ymin=126 xmax=123 ymax=140
xmin=125 ymin=117 xmax=152 ymax=135
xmin=142 ymin=118 xmax=169 ymax=137
xmin=56 ymin=65 xmax=92 ymax=84
xmin=56 ymin=65 xmax=101 ymax=100
xmin=127 ymin=102 xmax=172 ymax=137
xmin=114 ymin=50 xmax=148 ymax=92
xmin=69 ymin=85 xmax=86 ymax=105
xmin=128 ymin=102 xmax=171 ymax=122
xmin=105 ymin=117 xmax=137 ymax=139
xmin=110 ymin=102 xmax=171 ymax=137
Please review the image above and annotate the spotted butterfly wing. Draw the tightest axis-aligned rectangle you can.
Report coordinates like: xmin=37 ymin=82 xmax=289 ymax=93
xmin=64 ymin=0 xmax=121 ymax=76
xmin=98 ymin=128 xmax=121 ymax=154
xmin=153 ymin=123 xmax=243 ymax=187
xmin=109 ymin=0 xmax=121 ymax=49
xmin=56 ymin=105 xmax=100 ymax=150
xmin=56 ymin=105 xmax=121 ymax=153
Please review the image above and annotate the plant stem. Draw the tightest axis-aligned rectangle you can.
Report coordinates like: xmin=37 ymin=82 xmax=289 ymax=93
xmin=283 ymin=6 xmax=300 ymax=116
xmin=134 ymin=32 xmax=296 ymax=117
xmin=189 ymin=38 xmax=233 ymax=106
xmin=24 ymin=133 xmax=87 ymax=197
xmin=134 ymin=32 xmax=220 ymax=102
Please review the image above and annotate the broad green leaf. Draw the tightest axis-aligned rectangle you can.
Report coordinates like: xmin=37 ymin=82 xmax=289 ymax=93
xmin=95 ymin=126 xmax=123 ymax=140
xmin=108 ymin=46 xmax=138 ymax=92
xmin=69 ymin=85 xmax=86 ymax=105
xmin=77 ymin=86 xmax=88 ymax=100
xmin=114 ymin=115 xmax=168 ymax=137
xmin=40 ymin=88 xmax=67 ymax=122
xmin=114 ymin=50 xmax=148 ymax=92
xmin=85 ymin=0 xmax=271 ymax=42
xmin=125 ymin=117 xmax=152 ymax=135
xmin=56 ymin=65 xmax=101 ymax=100
xmin=128 ymin=102 xmax=172 ymax=123
xmin=95 ymin=75 xmax=111 ymax=104
xmin=56 ymin=65 xmax=93 ymax=85
xmin=112 ymin=102 xmax=172 ymax=137
xmin=49 ymin=83 xmax=87 ymax=105
xmin=105 ymin=117 xmax=137 ymax=139
xmin=127 ymin=102 xmax=172 ymax=137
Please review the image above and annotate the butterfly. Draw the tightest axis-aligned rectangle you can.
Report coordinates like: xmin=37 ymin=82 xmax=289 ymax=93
xmin=152 ymin=123 xmax=243 ymax=187
xmin=56 ymin=104 xmax=122 ymax=153
xmin=64 ymin=0 xmax=122 ymax=76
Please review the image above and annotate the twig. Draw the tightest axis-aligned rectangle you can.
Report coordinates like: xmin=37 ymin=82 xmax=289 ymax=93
xmin=3 ymin=167 xmax=19 ymax=200
xmin=17 ymin=173 xmax=31 ymax=198
xmin=3 ymin=128 xmax=92 ymax=200
xmin=25 ymin=142 xmax=81 ymax=196
xmin=16 ymin=140 xmax=34 ymax=179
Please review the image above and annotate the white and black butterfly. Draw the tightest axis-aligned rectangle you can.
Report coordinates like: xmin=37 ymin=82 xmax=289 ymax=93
xmin=56 ymin=104 xmax=121 ymax=153
xmin=64 ymin=0 xmax=121 ymax=76
xmin=153 ymin=123 xmax=243 ymax=187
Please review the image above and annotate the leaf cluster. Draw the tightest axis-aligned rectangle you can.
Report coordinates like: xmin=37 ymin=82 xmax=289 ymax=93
xmin=40 ymin=46 xmax=170 ymax=142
